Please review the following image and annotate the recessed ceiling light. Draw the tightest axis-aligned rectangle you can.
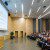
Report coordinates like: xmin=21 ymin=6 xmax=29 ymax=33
xmin=43 ymin=5 xmax=50 ymax=13
xmin=37 ymin=6 xmax=41 ymax=12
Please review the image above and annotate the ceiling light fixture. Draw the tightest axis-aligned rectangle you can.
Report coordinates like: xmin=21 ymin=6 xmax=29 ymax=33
xmin=29 ymin=9 xmax=31 ymax=16
xmin=31 ymin=0 xmax=34 ymax=6
xmin=43 ymin=5 xmax=50 ymax=13
xmin=22 ymin=3 xmax=24 ymax=17
xmin=28 ymin=9 xmax=31 ymax=17
xmin=15 ymin=4 xmax=16 ymax=8
xmin=37 ymin=6 xmax=41 ymax=12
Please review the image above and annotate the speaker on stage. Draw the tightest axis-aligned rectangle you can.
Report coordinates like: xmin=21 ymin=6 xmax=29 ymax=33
xmin=4 ymin=1 xmax=8 ymax=6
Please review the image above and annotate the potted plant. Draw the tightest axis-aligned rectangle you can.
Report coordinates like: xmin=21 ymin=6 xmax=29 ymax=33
xmin=10 ymin=32 xmax=14 ymax=39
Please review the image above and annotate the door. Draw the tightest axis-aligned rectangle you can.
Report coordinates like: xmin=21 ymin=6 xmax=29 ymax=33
xmin=20 ymin=31 xmax=23 ymax=37
xmin=15 ymin=31 xmax=18 ymax=38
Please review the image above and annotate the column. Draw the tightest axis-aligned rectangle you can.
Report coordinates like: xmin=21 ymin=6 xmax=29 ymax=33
xmin=40 ymin=19 xmax=43 ymax=32
xmin=33 ymin=19 xmax=36 ymax=33
xmin=36 ymin=19 xmax=38 ymax=33
xmin=49 ymin=19 xmax=50 ymax=30
xmin=43 ymin=19 xmax=46 ymax=31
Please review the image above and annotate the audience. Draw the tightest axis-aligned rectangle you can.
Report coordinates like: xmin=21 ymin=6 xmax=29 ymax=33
xmin=37 ymin=30 xmax=50 ymax=50
xmin=27 ymin=30 xmax=50 ymax=50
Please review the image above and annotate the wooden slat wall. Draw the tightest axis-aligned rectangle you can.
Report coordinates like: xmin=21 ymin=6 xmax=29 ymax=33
xmin=0 ymin=36 xmax=4 ymax=48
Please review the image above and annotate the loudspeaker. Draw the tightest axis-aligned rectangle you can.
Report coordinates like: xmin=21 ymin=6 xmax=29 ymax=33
xmin=5 ymin=1 xmax=8 ymax=6
xmin=8 ymin=13 xmax=10 ymax=16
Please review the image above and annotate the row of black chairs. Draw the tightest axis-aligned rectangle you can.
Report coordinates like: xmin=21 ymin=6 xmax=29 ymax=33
xmin=37 ymin=38 xmax=50 ymax=50
xmin=27 ymin=33 xmax=50 ymax=50
xmin=27 ymin=34 xmax=37 ymax=40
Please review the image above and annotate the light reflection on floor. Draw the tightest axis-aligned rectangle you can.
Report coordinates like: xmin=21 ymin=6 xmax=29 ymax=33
xmin=0 ymin=37 xmax=41 ymax=50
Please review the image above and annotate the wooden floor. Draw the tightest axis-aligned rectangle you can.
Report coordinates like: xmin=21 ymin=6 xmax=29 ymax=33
xmin=0 ymin=37 xmax=41 ymax=50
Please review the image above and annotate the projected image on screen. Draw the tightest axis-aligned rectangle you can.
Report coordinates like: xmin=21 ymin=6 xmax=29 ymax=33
xmin=0 ymin=3 xmax=8 ymax=30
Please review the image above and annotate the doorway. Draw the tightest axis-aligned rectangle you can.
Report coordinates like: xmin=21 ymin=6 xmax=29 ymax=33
xmin=15 ymin=31 xmax=18 ymax=38
xmin=20 ymin=31 xmax=23 ymax=37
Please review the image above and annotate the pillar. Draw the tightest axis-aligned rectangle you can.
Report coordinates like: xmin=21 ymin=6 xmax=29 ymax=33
xmin=36 ymin=19 xmax=38 ymax=33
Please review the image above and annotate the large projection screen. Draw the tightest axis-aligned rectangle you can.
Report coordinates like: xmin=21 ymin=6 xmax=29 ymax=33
xmin=0 ymin=3 xmax=8 ymax=30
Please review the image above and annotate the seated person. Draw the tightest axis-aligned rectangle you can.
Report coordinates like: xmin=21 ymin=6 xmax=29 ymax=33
xmin=42 ymin=31 xmax=46 ymax=35
xmin=47 ymin=37 xmax=50 ymax=44
xmin=44 ymin=37 xmax=50 ymax=50
xmin=37 ymin=38 xmax=47 ymax=48
xmin=38 ymin=34 xmax=43 ymax=38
